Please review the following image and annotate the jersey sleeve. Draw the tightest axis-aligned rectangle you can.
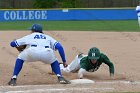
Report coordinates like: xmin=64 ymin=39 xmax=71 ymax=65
xmin=48 ymin=36 xmax=58 ymax=50
xmin=15 ymin=35 xmax=28 ymax=46
xmin=80 ymin=58 xmax=89 ymax=71
xmin=55 ymin=42 xmax=66 ymax=63
xmin=102 ymin=54 xmax=115 ymax=75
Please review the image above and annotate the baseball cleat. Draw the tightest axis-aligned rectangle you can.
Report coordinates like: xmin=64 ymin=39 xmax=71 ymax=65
xmin=8 ymin=78 xmax=17 ymax=86
xmin=58 ymin=77 xmax=71 ymax=84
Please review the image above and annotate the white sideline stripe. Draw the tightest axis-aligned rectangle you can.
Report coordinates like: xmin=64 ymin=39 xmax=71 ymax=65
xmin=96 ymin=81 xmax=140 ymax=84
xmin=5 ymin=89 xmax=66 ymax=93
xmin=94 ymin=88 xmax=114 ymax=90
xmin=5 ymin=88 xmax=114 ymax=93
xmin=5 ymin=88 xmax=90 ymax=93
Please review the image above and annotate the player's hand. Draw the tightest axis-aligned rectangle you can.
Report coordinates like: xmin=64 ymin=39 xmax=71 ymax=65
xmin=63 ymin=62 xmax=68 ymax=68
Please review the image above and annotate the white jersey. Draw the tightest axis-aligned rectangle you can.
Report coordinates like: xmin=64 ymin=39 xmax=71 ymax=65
xmin=136 ymin=5 xmax=140 ymax=27
xmin=16 ymin=32 xmax=58 ymax=64
xmin=136 ymin=5 xmax=140 ymax=16
xmin=16 ymin=32 xmax=58 ymax=50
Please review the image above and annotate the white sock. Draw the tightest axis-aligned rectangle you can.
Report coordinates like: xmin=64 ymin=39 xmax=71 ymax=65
xmin=12 ymin=75 xmax=17 ymax=79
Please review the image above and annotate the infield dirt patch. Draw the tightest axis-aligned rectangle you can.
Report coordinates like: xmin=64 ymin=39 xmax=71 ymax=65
xmin=0 ymin=31 xmax=140 ymax=92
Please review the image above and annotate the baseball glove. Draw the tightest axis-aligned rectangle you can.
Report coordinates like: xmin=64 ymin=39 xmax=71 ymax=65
xmin=16 ymin=45 xmax=27 ymax=52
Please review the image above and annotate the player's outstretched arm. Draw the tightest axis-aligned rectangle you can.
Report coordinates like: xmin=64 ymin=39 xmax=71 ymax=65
xmin=78 ymin=68 xmax=87 ymax=79
xmin=55 ymin=42 xmax=68 ymax=67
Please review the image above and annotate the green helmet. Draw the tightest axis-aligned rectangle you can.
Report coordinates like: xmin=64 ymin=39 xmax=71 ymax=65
xmin=88 ymin=47 xmax=100 ymax=60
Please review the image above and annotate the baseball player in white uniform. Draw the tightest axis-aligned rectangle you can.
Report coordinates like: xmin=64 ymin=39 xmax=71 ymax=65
xmin=8 ymin=24 xmax=70 ymax=86
xmin=136 ymin=1 xmax=140 ymax=27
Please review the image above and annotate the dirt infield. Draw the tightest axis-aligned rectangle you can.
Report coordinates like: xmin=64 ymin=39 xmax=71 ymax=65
xmin=0 ymin=31 xmax=140 ymax=92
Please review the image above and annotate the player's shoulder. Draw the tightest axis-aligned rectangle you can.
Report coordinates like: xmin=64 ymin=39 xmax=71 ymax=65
xmin=32 ymin=33 xmax=53 ymax=38
xmin=80 ymin=56 xmax=88 ymax=63
xmin=100 ymin=53 xmax=107 ymax=58
xmin=136 ymin=6 xmax=140 ymax=9
xmin=21 ymin=33 xmax=33 ymax=38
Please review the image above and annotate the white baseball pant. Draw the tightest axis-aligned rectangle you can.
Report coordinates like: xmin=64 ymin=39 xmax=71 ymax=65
xmin=18 ymin=47 xmax=56 ymax=64
xmin=60 ymin=54 xmax=87 ymax=73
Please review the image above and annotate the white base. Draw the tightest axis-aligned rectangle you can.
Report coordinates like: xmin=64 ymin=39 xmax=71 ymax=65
xmin=70 ymin=79 xmax=95 ymax=84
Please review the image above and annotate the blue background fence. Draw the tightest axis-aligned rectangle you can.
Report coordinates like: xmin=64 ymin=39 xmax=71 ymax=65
xmin=0 ymin=9 xmax=137 ymax=21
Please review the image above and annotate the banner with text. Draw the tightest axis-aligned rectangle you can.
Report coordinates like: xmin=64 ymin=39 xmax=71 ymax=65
xmin=0 ymin=9 xmax=137 ymax=21
xmin=0 ymin=10 xmax=47 ymax=21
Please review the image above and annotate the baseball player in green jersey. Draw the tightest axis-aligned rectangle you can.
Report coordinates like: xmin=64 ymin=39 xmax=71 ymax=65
xmin=60 ymin=47 xmax=114 ymax=79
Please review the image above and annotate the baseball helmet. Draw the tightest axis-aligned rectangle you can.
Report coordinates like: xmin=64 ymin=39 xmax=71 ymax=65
xmin=88 ymin=47 xmax=100 ymax=60
xmin=29 ymin=24 xmax=43 ymax=33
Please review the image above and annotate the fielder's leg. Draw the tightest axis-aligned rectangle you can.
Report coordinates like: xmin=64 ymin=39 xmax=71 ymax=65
xmin=8 ymin=58 xmax=24 ymax=86
xmin=51 ymin=60 xmax=70 ymax=84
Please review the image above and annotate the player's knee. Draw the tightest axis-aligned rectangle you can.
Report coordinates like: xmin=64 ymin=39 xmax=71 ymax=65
xmin=51 ymin=60 xmax=59 ymax=68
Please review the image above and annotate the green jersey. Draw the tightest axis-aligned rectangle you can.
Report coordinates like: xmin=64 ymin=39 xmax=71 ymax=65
xmin=80 ymin=53 xmax=114 ymax=75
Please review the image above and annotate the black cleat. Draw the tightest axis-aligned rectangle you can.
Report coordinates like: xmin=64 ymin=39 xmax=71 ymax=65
xmin=8 ymin=78 xmax=17 ymax=86
xmin=58 ymin=77 xmax=71 ymax=84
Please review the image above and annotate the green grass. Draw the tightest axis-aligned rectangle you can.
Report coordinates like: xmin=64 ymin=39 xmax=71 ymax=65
xmin=0 ymin=20 xmax=139 ymax=32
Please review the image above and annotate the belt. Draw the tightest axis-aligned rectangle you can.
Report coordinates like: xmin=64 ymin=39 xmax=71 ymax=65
xmin=31 ymin=45 xmax=37 ymax=47
xmin=31 ymin=45 xmax=49 ymax=48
